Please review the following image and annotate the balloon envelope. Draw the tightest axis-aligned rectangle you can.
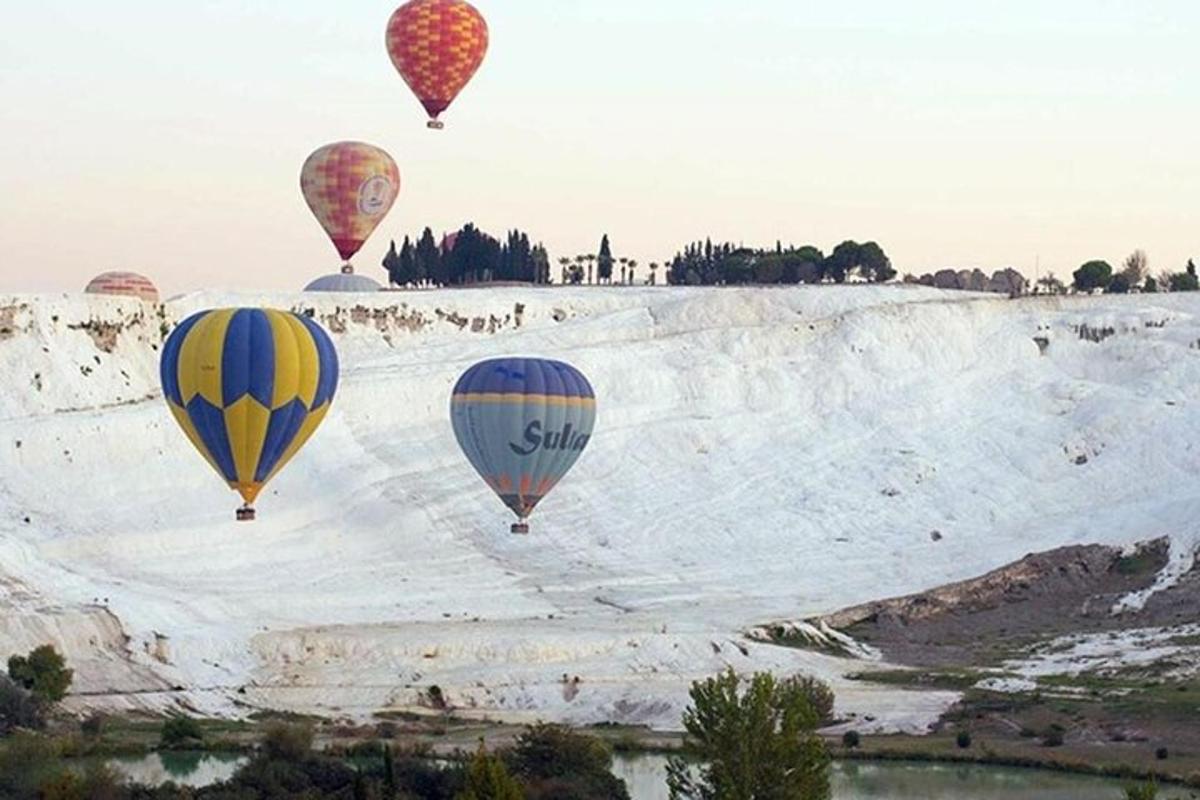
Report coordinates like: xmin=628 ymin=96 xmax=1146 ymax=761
xmin=451 ymin=358 xmax=596 ymax=523
xmin=85 ymin=271 xmax=159 ymax=303
xmin=160 ymin=308 xmax=339 ymax=512
xmin=386 ymin=0 xmax=489 ymax=125
xmin=301 ymin=142 xmax=400 ymax=262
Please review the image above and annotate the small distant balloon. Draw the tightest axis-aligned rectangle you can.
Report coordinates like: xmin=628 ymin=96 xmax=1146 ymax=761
xmin=85 ymin=271 xmax=159 ymax=303
xmin=450 ymin=358 xmax=596 ymax=534
xmin=386 ymin=0 xmax=489 ymax=129
xmin=301 ymin=142 xmax=400 ymax=267
xmin=160 ymin=308 xmax=339 ymax=521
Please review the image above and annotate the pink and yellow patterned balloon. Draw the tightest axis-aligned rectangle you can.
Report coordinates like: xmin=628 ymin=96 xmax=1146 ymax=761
xmin=300 ymin=142 xmax=401 ymax=264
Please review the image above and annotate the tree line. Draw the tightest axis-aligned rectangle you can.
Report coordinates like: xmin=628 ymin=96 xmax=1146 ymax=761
xmin=1059 ymin=251 xmax=1198 ymax=295
xmin=383 ymin=224 xmax=552 ymax=287
xmin=667 ymin=239 xmax=895 ymax=286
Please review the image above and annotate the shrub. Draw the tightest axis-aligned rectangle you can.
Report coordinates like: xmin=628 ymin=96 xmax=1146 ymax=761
xmin=0 ymin=675 xmax=45 ymax=733
xmin=160 ymin=715 xmax=204 ymax=747
xmin=1125 ymin=781 xmax=1158 ymax=800
xmin=81 ymin=713 xmax=107 ymax=737
xmin=1041 ymin=726 xmax=1065 ymax=748
xmin=7 ymin=645 xmax=73 ymax=704
xmin=956 ymin=731 xmax=972 ymax=749
xmin=377 ymin=720 xmax=398 ymax=739
xmin=1155 ymin=746 xmax=1169 ymax=760
xmin=509 ymin=724 xmax=630 ymax=800
xmin=458 ymin=744 xmax=524 ymax=800
xmin=262 ymin=721 xmax=315 ymax=761
xmin=792 ymin=675 xmax=836 ymax=726
xmin=0 ymin=732 xmax=60 ymax=798
xmin=842 ymin=730 xmax=861 ymax=749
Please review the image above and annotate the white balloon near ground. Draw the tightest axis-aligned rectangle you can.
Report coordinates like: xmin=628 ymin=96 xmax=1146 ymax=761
xmin=303 ymin=273 xmax=383 ymax=292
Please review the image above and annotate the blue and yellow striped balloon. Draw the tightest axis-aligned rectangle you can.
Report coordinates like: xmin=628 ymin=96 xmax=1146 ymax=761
xmin=160 ymin=308 xmax=339 ymax=520
xmin=450 ymin=357 xmax=596 ymax=533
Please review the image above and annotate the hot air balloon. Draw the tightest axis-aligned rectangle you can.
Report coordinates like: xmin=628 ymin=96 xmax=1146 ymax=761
xmin=304 ymin=273 xmax=383 ymax=293
xmin=450 ymin=358 xmax=596 ymax=534
xmin=301 ymin=142 xmax=400 ymax=271
xmin=85 ymin=271 xmax=159 ymax=303
xmin=160 ymin=309 xmax=339 ymax=521
xmin=386 ymin=0 xmax=489 ymax=129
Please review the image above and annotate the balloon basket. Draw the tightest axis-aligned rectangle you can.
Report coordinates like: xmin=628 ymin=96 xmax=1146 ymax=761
xmin=340 ymin=263 xmax=354 ymax=275
xmin=510 ymin=521 xmax=530 ymax=535
xmin=236 ymin=505 xmax=256 ymax=522
xmin=427 ymin=120 xmax=445 ymax=130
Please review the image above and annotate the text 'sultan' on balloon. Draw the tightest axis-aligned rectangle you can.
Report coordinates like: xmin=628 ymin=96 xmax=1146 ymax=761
xmin=160 ymin=309 xmax=339 ymax=521
xmin=450 ymin=358 xmax=596 ymax=534
xmin=386 ymin=0 xmax=489 ymax=129
xmin=301 ymin=142 xmax=400 ymax=266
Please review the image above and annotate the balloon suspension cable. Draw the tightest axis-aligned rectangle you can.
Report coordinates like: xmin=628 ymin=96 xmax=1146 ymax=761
xmin=236 ymin=504 xmax=257 ymax=522
xmin=340 ymin=262 xmax=354 ymax=275
xmin=427 ymin=119 xmax=445 ymax=130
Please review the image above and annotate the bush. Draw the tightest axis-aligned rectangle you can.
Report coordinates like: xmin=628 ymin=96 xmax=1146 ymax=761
xmin=842 ymin=730 xmax=860 ymax=749
xmin=1155 ymin=746 xmax=1169 ymax=760
xmin=1041 ymin=726 xmax=1065 ymax=748
xmin=458 ymin=744 xmax=524 ymax=800
xmin=160 ymin=715 xmax=204 ymax=747
xmin=508 ymin=724 xmax=629 ymax=800
xmin=0 ymin=675 xmax=45 ymax=733
xmin=791 ymin=675 xmax=836 ymax=726
xmin=262 ymin=721 xmax=315 ymax=761
xmin=956 ymin=731 xmax=972 ymax=749
xmin=81 ymin=713 xmax=107 ymax=737
xmin=0 ymin=732 xmax=61 ymax=798
xmin=1125 ymin=782 xmax=1158 ymax=800
xmin=7 ymin=645 xmax=73 ymax=704
xmin=39 ymin=763 xmax=123 ymax=800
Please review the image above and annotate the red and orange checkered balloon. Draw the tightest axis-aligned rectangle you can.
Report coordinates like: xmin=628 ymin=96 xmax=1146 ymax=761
xmin=386 ymin=0 xmax=489 ymax=128
xmin=300 ymin=142 xmax=401 ymax=264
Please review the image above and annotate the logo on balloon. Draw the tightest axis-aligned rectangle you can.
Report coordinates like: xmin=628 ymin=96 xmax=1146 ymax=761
xmin=358 ymin=175 xmax=395 ymax=216
xmin=509 ymin=420 xmax=591 ymax=457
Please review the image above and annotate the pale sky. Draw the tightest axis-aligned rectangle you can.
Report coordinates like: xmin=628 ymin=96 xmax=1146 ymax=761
xmin=1 ymin=1 xmax=1196 ymax=294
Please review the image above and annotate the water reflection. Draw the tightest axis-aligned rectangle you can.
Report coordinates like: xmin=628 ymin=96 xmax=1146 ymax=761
xmin=106 ymin=752 xmax=246 ymax=789
xmin=612 ymin=755 xmax=1130 ymax=800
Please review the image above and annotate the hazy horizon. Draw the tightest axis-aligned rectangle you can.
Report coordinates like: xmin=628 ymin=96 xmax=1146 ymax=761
xmin=1 ymin=1 xmax=1196 ymax=295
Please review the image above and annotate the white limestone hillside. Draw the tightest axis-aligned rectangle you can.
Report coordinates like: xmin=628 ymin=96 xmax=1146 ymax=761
xmin=0 ymin=285 xmax=1198 ymax=730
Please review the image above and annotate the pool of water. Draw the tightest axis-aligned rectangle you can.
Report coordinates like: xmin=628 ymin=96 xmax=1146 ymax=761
xmin=97 ymin=750 xmax=1138 ymax=799
xmin=612 ymin=755 xmax=1132 ymax=800
xmin=103 ymin=752 xmax=247 ymax=788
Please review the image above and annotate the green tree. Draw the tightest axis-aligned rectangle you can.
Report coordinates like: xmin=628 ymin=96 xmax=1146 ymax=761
xmin=598 ymin=235 xmax=614 ymax=284
xmin=507 ymin=724 xmax=628 ymax=800
xmin=824 ymin=241 xmax=861 ymax=284
xmin=667 ymin=670 xmax=831 ymax=800
xmin=1107 ymin=274 xmax=1131 ymax=294
xmin=1143 ymin=275 xmax=1158 ymax=293
xmin=7 ymin=645 xmax=72 ymax=704
xmin=1169 ymin=269 xmax=1199 ymax=292
xmin=1072 ymin=260 xmax=1113 ymax=292
xmin=532 ymin=244 xmax=551 ymax=284
xmin=417 ymin=227 xmax=444 ymax=285
xmin=457 ymin=744 xmax=525 ymax=800
xmin=858 ymin=241 xmax=895 ymax=283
